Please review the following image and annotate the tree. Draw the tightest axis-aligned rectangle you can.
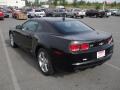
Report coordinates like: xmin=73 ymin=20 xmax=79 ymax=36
xmin=34 ymin=0 xmax=39 ymax=6
xmin=111 ymin=1 xmax=117 ymax=7
xmin=25 ymin=0 xmax=32 ymax=6
xmin=25 ymin=0 xmax=29 ymax=6
xmin=79 ymin=0 xmax=86 ymax=5
xmin=53 ymin=0 xmax=58 ymax=6
xmin=73 ymin=0 xmax=77 ymax=7
xmin=95 ymin=4 xmax=101 ymax=10
xmin=86 ymin=1 xmax=91 ymax=6
xmin=62 ymin=0 xmax=66 ymax=6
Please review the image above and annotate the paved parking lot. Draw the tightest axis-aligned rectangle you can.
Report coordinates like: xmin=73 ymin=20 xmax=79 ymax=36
xmin=0 ymin=16 xmax=120 ymax=90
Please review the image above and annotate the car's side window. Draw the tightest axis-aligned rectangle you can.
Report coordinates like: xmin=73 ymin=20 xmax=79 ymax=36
xmin=22 ymin=21 xmax=38 ymax=32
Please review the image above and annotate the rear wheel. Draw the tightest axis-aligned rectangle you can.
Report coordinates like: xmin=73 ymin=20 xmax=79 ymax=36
xmin=37 ymin=48 xmax=55 ymax=75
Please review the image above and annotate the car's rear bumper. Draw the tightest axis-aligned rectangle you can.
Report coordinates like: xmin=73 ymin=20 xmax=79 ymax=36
xmin=52 ymin=44 xmax=113 ymax=69
xmin=72 ymin=53 xmax=112 ymax=70
xmin=0 ymin=16 xmax=4 ymax=18
xmin=4 ymin=14 xmax=9 ymax=18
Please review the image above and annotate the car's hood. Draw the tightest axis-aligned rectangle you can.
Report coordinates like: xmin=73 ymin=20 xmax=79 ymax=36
xmin=64 ymin=31 xmax=111 ymax=41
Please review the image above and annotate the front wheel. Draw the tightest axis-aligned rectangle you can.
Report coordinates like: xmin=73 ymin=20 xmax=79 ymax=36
xmin=81 ymin=16 xmax=84 ymax=19
xmin=37 ymin=48 xmax=55 ymax=75
xmin=9 ymin=33 xmax=17 ymax=48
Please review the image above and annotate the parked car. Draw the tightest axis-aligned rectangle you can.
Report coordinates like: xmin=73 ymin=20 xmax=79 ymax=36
xmin=16 ymin=12 xmax=27 ymax=20
xmin=98 ymin=10 xmax=111 ymax=18
xmin=0 ymin=10 xmax=4 ymax=20
xmin=110 ymin=9 xmax=119 ymax=15
xmin=12 ymin=9 xmax=21 ymax=18
xmin=27 ymin=9 xmax=46 ymax=18
xmin=56 ymin=6 xmax=65 ymax=9
xmin=12 ymin=9 xmax=27 ymax=20
xmin=105 ymin=10 xmax=111 ymax=17
xmin=115 ymin=10 xmax=120 ymax=16
xmin=0 ymin=8 xmax=9 ymax=18
xmin=3 ymin=10 xmax=9 ymax=18
xmin=86 ymin=9 xmax=105 ymax=18
xmin=9 ymin=17 xmax=114 ymax=75
xmin=52 ymin=9 xmax=67 ymax=17
xmin=44 ymin=9 xmax=54 ymax=17
xmin=66 ymin=8 xmax=86 ymax=18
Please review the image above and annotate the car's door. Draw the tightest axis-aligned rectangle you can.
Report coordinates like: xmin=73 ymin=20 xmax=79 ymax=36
xmin=17 ymin=20 xmax=39 ymax=50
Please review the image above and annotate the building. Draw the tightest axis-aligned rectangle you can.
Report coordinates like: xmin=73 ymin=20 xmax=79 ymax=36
xmin=0 ymin=0 xmax=25 ymax=8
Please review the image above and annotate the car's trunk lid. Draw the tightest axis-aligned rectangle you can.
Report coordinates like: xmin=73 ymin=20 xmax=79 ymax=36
xmin=64 ymin=31 xmax=111 ymax=41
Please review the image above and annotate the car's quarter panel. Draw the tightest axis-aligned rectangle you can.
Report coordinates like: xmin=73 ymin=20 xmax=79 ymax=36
xmin=33 ymin=33 xmax=71 ymax=54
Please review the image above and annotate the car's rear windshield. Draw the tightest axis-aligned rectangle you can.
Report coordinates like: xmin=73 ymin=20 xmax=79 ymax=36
xmin=52 ymin=20 xmax=93 ymax=34
xmin=35 ymin=10 xmax=42 ymax=12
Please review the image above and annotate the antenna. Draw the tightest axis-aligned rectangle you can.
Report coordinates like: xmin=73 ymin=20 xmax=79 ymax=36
xmin=62 ymin=14 xmax=66 ymax=21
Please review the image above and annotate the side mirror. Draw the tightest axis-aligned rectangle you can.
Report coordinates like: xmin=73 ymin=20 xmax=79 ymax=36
xmin=16 ymin=25 xmax=22 ymax=29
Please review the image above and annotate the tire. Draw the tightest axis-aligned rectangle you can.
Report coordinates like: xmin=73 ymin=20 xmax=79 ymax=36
xmin=2 ymin=18 xmax=4 ymax=20
xmin=73 ymin=15 xmax=76 ymax=18
xmin=16 ymin=16 xmax=19 ymax=20
xmin=9 ymin=33 xmax=17 ymax=48
xmin=37 ymin=48 xmax=55 ymax=75
xmin=96 ymin=15 xmax=98 ymax=18
xmin=28 ymin=15 xmax=31 ymax=18
xmin=81 ymin=16 xmax=84 ymax=19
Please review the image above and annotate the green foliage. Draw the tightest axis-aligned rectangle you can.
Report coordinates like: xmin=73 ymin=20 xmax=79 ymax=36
xmin=111 ymin=1 xmax=117 ymax=7
xmin=34 ymin=0 xmax=39 ymax=6
xmin=78 ymin=0 xmax=86 ymax=5
xmin=53 ymin=0 xmax=58 ymax=6
xmin=86 ymin=1 xmax=91 ymax=6
xmin=25 ymin=0 xmax=32 ymax=6
xmin=73 ymin=0 xmax=77 ymax=7
xmin=95 ymin=4 xmax=101 ymax=10
xmin=59 ymin=0 xmax=67 ymax=6
xmin=29 ymin=0 xmax=120 ymax=9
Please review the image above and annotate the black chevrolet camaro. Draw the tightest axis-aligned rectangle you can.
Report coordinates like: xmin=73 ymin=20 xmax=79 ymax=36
xmin=9 ymin=17 xmax=114 ymax=75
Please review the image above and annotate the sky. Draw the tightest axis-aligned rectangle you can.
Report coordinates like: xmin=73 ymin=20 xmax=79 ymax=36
xmin=28 ymin=0 xmax=120 ymax=3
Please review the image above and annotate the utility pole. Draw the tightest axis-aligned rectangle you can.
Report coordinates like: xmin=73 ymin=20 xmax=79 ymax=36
xmin=103 ymin=0 xmax=106 ymax=10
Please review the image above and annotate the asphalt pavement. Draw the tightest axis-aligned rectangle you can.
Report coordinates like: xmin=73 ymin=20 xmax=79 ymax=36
xmin=0 ymin=16 xmax=120 ymax=90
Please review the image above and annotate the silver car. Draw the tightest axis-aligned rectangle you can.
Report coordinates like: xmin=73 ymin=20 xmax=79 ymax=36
xmin=66 ymin=8 xmax=86 ymax=18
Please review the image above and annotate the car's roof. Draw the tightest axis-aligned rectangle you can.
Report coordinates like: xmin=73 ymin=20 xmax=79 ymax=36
xmin=31 ymin=17 xmax=77 ymax=22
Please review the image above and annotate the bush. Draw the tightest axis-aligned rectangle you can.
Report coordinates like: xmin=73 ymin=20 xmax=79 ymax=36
xmin=95 ymin=4 xmax=101 ymax=10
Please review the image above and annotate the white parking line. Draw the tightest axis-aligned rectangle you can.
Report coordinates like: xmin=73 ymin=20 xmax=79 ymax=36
xmin=0 ymin=29 xmax=21 ymax=90
xmin=105 ymin=63 xmax=120 ymax=71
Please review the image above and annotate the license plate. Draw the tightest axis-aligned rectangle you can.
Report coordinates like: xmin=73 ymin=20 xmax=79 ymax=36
xmin=97 ymin=50 xmax=105 ymax=59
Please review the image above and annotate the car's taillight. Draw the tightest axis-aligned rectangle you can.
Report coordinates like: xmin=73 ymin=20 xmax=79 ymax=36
xmin=0 ymin=12 xmax=4 ymax=16
xmin=80 ymin=43 xmax=89 ymax=51
xmin=69 ymin=44 xmax=80 ymax=52
xmin=69 ymin=42 xmax=89 ymax=52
